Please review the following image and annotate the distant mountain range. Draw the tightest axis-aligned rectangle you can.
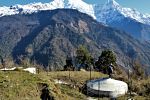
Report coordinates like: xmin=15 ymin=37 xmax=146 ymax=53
xmin=0 ymin=0 xmax=150 ymax=74
xmin=0 ymin=0 xmax=150 ymax=41
xmin=0 ymin=0 xmax=95 ymax=18
xmin=97 ymin=0 xmax=150 ymax=41
xmin=0 ymin=9 xmax=150 ymax=74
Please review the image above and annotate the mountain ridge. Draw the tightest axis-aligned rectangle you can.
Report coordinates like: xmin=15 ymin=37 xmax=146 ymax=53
xmin=98 ymin=0 xmax=150 ymax=25
xmin=0 ymin=9 xmax=150 ymax=74
xmin=96 ymin=0 xmax=150 ymax=41
xmin=0 ymin=0 xmax=149 ymax=24
xmin=0 ymin=0 xmax=95 ymax=19
xmin=1 ymin=0 xmax=150 ymax=41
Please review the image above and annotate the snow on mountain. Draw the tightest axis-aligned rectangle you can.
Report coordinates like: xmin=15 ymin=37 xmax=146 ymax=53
xmin=0 ymin=0 xmax=64 ymax=16
xmin=66 ymin=0 xmax=95 ymax=19
xmin=0 ymin=0 xmax=150 ymax=25
xmin=96 ymin=0 xmax=150 ymax=25
xmin=0 ymin=0 xmax=95 ymax=19
xmin=95 ymin=0 xmax=150 ymax=41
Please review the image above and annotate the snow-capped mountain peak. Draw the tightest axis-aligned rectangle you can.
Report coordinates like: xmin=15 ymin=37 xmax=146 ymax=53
xmin=97 ymin=0 xmax=150 ymax=25
xmin=0 ymin=0 xmax=150 ymax=25
xmin=0 ymin=0 xmax=95 ymax=19
xmin=104 ymin=0 xmax=120 ymax=9
xmin=65 ymin=0 xmax=96 ymax=19
xmin=94 ymin=0 xmax=150 ymax=41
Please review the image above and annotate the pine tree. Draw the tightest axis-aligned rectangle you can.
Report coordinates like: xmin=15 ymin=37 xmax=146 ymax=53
xmin=95 ymin=50 xmax=116 ymax=73
xmin=75 ymin=45 xmax=93 ymax=70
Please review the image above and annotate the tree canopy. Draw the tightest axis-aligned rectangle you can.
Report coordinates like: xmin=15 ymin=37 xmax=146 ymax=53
xmin=76 ymin=45 xmax=93 ymax=65
xmin=99 ymin=50 xmax=116 ymax=66
xmin=95 ymin=50 xmax=116 ymax=73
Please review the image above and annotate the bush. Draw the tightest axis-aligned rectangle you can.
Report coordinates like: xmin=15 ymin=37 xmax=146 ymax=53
xmin=132 ymin=62 xmax=145 ymax=80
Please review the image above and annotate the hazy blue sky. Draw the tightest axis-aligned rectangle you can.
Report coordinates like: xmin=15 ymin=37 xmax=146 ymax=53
xmin=0 ymin=0 xmax=150 ymax=14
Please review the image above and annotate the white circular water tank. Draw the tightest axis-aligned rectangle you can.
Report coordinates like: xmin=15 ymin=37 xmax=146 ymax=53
xmin=87 ymin=78 xmax=128 ymax=98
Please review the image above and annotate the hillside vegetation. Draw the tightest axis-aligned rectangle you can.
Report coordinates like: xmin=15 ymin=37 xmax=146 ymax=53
xmin=0 ymin=70 xmax=150 ymax=100
xmin=0 ymin=70 xmax=107 ymax=100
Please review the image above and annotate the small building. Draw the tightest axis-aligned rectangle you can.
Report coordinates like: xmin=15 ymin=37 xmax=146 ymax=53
xmin=87 ymin=78 xmax=128 ymax=98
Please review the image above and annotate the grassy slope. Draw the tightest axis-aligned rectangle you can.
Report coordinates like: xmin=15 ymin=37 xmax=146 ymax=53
xmin=39 ymin=71 xmax=108 ymax=100
xmin=117 ymin=77 xmax=150 ymax=100
xmin=0 ymin=71 xmax=42 ymax=100
xmin=0 ymin=71 xmax=107 ymax=100
xmin=0 ymin=70 xmax=150 ymax=100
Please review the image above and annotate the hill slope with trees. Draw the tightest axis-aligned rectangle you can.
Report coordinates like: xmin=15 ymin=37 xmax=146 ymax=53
xmin=0 ymin=9 xmax=150 ymax=73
